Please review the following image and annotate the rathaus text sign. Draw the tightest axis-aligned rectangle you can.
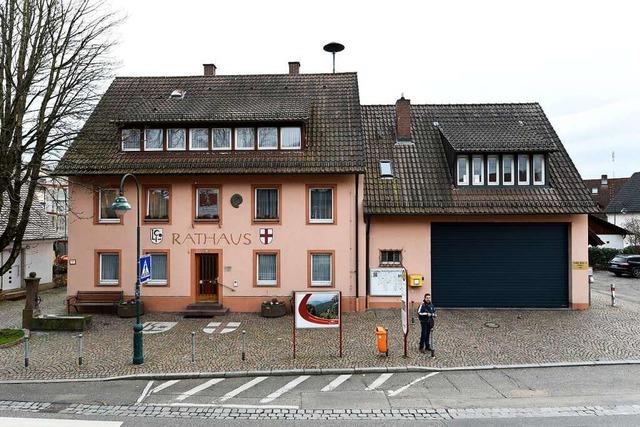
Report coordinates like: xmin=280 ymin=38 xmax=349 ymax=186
xmin=171 ymin=232 xmax=253 ymax=246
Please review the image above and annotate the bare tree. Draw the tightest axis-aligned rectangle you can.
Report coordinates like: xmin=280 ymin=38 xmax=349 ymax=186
xmin=0 ymin=0 xmax=117 ymax=283
xmin=623 ymin=218 xmax=640 ymax=248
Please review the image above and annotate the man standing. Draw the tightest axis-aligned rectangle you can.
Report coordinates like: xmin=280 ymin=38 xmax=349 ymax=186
xmin=418 ymin=293 xmax=436 ymax=353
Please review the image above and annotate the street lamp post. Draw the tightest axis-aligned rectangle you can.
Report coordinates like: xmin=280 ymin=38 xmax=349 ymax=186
xmin=111 ymin=173 xmax=144 ymax=365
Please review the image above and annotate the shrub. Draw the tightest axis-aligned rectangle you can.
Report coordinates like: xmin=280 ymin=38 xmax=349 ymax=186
xmin=589 ymin=247 xmax=620 ymax=270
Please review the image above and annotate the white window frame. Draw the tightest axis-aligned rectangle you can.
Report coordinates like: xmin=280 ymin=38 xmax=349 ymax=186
xmin=211 ymin=128 xmax=232 ymax=150
xmin=235 ymin=127 xmax=255 ymax=150
xmin=254 ymin=187 xmax=279 ymax=221
xmin=146 ymin=187 xmax=170 ymax=220
xmin=379 ymin=160 xmax=393 ymax=178
xmin=308 ymin=187 xmax=334 ymax=224
xmin=99 ymin=252 xmax=119 ymax=285
xmin=167 ymin=128 xmax=186 ymax=151
xmin=487 ymin=155 xmax=499 ymax=186
xmin=533 ymin=154 xmax=545 ymax=185
xmin=457 ymin=155 xmax=469 ymax=186
xmin=472 ymin=155 xmax=484 ymax=185
xmin=195 ymin=187 xmax=220 ymax=220
xmin=310 ymin=253 xmax=333 ymax=287
xmin=189 ymin=128 xmax=209 ymax=151
xmin=280 ymin=127 xmax=302 ymax=150
xmin=256 ymin=252 xmax=278 ymax=287
xmin=380 ymin=250 xmax=402 ymax=266
xmin=98 ymin=188 xmax=120 ymax=223
xmin=144 ymin=128 xmax=164 ymax=151
xmin=591 ymin=187 xmax=598 ymax=194
xmin=502 ymin=155 xmax=515 ymax=186
xmin=257 ymin=127 xmax=278 ymax=150
xmin=517 ymin=154 xmax=530 ymax=185
xmin=121 ymin=129 xmax=141 ymax=151
xmin=146 ymin=252 xmax=168 ymax=286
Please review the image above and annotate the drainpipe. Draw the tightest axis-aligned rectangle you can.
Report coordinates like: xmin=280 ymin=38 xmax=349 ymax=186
xmin=365 ymin=214 xmax=371 ymax=309
xmin=354 ymin=174 xmax=359 ymax=302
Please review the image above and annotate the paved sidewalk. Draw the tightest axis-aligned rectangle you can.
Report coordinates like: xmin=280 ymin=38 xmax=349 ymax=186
xmin=0 ymin=275 xmax=640 ymax=380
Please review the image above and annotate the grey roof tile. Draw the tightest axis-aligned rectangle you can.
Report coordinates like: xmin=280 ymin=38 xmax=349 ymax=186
xmin=605 ymin=172 xmax=640 ymax=213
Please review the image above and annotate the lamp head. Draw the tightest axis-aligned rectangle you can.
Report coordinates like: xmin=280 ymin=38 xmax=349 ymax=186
xmin=111 ymin=194 xmax=131 ymax=217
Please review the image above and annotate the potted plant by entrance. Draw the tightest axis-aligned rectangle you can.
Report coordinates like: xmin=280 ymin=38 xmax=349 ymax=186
xmin=117 ymin=298 xmax=144 ymax=318
xmin=261 ymin=298 xmax=287 ymax=318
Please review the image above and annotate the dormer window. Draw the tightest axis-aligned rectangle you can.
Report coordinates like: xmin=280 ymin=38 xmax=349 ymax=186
xmin=517 ymin=155 xmax=530 ymax=185
xmin=236 ymin=127 xmax=255 ymax=150
xmin=457 ymin=156 xmax=469 ymax=185
xmin=144 ymin=129 xmax=163 ymax=151
xmin=212 ymin=128 xmax=231 ymax=150
xmin=472 ymin=155 xmax=484 ymax=185
xmin=170 ymin=89 xmax=185 ymax=99
xmin=502 ymin=155 xmax=514 ymax=185
xmin=487 ymin=155 xmax=499 ymax=185
xmin=258 ymin=127 xmax=278 ymax=150
xmin=533 ymin=154 xmax=545 ymax=185
xmin=122 ymin=129 xmax=141 ymax=151
xmin=167 ymin=128 xmax=186 ymax=150
xmin=190 ymin=128 xmax=209 ymax=150
xmin=379 ymin=160 xmax=393 ymax=178
xmin=281 ymin=127 xmax=301 ymax=149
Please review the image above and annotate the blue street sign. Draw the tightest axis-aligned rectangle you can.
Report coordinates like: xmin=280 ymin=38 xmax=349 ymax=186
xmin=139 ymin=254 xmax=152 ymax=284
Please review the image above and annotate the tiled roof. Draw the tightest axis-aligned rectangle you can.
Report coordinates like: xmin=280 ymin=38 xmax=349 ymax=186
xmin=583 ymin=176 xmax=628 ymax=211
xmin=0 ymin=186 xmax=66 ymax=242
xmin=438 ymin=121 xmax=556 ymax=152
xmin=605 ymin=172 xmax=640 ymax=213
xmin=362 ymin=103 xmax=598 ymax=215
xmin=54 ymin=73 xmax=364 ymax=175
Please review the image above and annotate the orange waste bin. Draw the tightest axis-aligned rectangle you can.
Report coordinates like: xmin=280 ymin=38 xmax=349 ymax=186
xmin=375 ymin=326 xmax=388 ymax=356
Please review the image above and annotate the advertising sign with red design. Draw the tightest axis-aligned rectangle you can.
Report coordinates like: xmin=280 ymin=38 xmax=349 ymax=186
xmin=294 ymin=291 xmax=340 ymax=329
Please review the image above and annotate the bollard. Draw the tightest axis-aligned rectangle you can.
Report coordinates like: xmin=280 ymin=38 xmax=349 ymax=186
xmin=411 ymin=301 xmax=415 ymax=324
xmin=241 ymin=330 xmax=246 ymax=361
xmin=191 ymin=331 xmax=196 ymax=363
xmin=77 ymin=334 xmax=83 ymax=366
xmin=611 ymin=284 xmax=617 ymax=307
xmin=24 ymin=335 xmax=30 ymax=368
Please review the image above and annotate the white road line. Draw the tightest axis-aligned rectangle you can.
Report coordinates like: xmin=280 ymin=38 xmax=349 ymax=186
xmin=365 ymin=373 xmax=393 ymax=391
xmin=168 ymin=402 xmax=298 ymax=410
xmin=260 ymin=375 xmax=310 ymax=403
xmin=151 ymin=379 xmax=180 ymax=394
xmin=320 ymin=374 xmax=352 ymax=392
xmin=387 ymin=372 xmax=440 ymax=397
xmin=219 ymin=376 xmax=268 ymax=401
xmin=175 ymin=378 xmax=225 ymax=402
xmin=135 ymin=380 xmax=154 ymax=404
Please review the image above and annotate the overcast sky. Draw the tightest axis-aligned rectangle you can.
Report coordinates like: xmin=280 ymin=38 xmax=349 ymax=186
xmin=109 ymin=0 xmax=639 ymax=179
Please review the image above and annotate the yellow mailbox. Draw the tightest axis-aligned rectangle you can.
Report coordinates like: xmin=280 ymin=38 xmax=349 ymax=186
xmin=409 ymin=274 xmax=424 ymax=287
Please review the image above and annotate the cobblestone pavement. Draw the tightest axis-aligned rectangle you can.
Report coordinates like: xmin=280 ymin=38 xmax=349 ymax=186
xmin=1 ymin=400 xmax=640 ymax=421
xmin=1 ymin=274 xmax=640 ymax=380
xmin=593 ymin=270 xmax=640 ymax=305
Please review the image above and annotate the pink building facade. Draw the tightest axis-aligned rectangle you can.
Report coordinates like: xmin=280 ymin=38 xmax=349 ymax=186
xmin=57 ymin=64 xmax=597 ymax=313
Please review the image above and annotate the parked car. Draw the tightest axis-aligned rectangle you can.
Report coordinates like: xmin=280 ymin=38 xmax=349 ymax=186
xmin=608 ymin=255 xmax=640 ymax=278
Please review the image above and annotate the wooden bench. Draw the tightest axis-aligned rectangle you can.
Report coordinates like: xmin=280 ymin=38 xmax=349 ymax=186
xmin=67 ymin=291 xmax=124 ymax=314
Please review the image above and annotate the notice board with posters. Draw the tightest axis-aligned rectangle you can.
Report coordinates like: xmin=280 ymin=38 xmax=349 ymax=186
xmin=369 ymin=268 xmax=406 ymax=296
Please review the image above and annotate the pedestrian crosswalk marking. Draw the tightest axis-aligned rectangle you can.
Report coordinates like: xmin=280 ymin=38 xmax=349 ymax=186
xmin=365 ymin=373 xmax=393 ymax=391
xmin=176 ymin=378 xmax=225 ymax=401
xmin=387 ymin=372 xmax=440 ymax=397
xmin=135 ymin=380 xmax=154 ymax=404
xmin=219 ymin=376 xmax=268 ymax=402
xmin=260 ymin=375 xmax=310 ymax=403
xmin=321 ymin=374 xmax=352 ymax=392
xmin=151 ymin=380 xmax=180 ymax=394
xmin=203 ymin=322 xmax=221 ymax=334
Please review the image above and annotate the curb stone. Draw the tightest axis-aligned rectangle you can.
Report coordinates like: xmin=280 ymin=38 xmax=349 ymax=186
xmin=1 ymin=359 xmax=640 ymax=384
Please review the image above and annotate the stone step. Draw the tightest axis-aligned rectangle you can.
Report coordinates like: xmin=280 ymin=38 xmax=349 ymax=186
xmin=186 ymin=302 xmax=224 ymax=310
xmin=182 ymin=307 xmax=229 ymax=318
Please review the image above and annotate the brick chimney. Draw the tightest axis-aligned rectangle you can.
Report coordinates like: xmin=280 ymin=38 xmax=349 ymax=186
xmin=601 ymin=174 xmax=608 ymax=186
xmin=395 ymin=96 xmax=411 ymax=141
xmin=288 ymin=61 xmax=300 ymax=75
xmin=203 ymin=63 xmax=217 ymax=76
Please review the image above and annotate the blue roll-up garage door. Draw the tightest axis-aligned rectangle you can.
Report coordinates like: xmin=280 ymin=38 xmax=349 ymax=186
xmin=431 ymin=223 xmax=569 ymax=308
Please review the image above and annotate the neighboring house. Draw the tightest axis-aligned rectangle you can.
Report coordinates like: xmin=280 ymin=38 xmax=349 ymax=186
xmin=587 ymin=214 xmax=628 ymax=249
xmin=53 ymin=62 xmax=597 ymax=312
xmin=1 ymin=186 xmax=67 ymax=291
xmin=605 ymin=172 xmax=640 ymax=246
xmin=583 ymin=174 xmax=628 ymax=213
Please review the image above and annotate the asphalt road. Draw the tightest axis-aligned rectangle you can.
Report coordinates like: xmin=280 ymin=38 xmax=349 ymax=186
xmin=592 ymin=270 xmax=640 ymax=305
xmin=1 ymin=364 xmax=640 ymax=424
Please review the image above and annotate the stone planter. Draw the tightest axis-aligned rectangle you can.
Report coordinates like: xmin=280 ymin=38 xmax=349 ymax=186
xmin=261 ymin=301 xmax=287 ymax=318
xmin=117 ymin=302 xmax=144 ymax=318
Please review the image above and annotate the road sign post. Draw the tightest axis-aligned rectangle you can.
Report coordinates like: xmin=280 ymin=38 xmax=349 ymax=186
xmin=139 ymin=254 xmax=152 ymax=285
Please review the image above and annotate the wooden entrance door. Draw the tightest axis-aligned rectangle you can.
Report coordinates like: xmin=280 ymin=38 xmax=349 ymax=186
xmin=196 ymin=254 xmax=218 ymax=302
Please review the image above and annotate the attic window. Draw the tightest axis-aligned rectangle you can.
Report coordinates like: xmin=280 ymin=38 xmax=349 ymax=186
xmin=379 ymin=160 xmax=393 ymax=178
xmin=170 ymin=89 xmax=185 ymax=99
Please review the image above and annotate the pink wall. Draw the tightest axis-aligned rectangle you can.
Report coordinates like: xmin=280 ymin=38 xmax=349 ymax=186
xmin=67 ymin=174 xmax=362 ymax=312
xmin=367 ymin=214 xmax=590 ymax=310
